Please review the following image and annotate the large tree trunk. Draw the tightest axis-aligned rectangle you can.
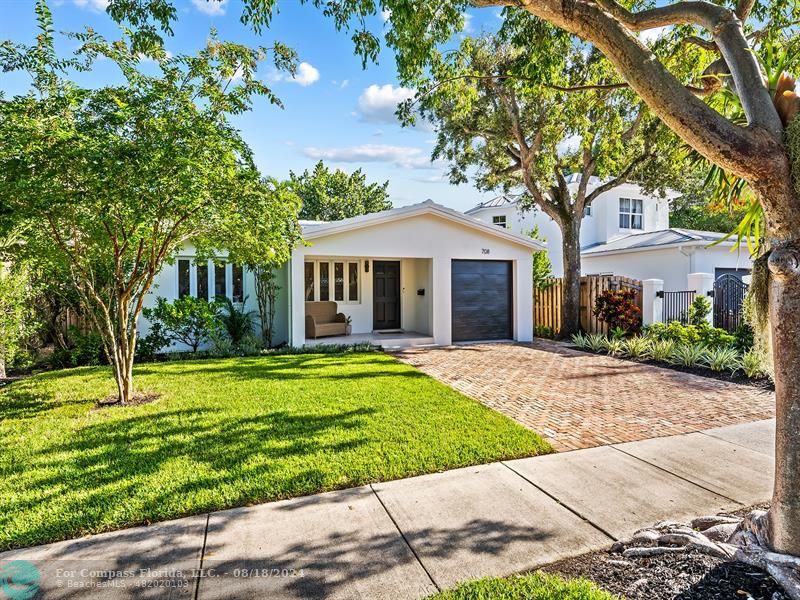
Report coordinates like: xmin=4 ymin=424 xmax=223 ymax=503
xmin=767 ymin=228 xmax=800 ymax=557
xmin=561 ymin=217 xmax=582 ymax=337
xmin=0 ymin=353 xmax=6 ymax=379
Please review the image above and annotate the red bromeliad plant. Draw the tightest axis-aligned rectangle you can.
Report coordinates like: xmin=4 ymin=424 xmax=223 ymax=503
xmin=593 ymin=289 xmax=642 ymax=334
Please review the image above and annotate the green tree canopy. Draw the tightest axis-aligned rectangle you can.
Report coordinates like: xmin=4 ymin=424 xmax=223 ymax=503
xmin=290 ymin=161 xmax=392 ymax=222
xmin=0 ymin=1 xmax=301 ymax=403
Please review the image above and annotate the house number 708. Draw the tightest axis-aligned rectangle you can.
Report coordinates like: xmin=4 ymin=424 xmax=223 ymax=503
xmin=481 ymin=248 xmax=490 ymax=254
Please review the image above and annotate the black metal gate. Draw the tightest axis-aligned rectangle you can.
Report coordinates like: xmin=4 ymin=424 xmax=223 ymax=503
xmin=713 ymin=274 xmax=749 ymax=332
xmin=658 ymin=290 xmax=696 ymax=324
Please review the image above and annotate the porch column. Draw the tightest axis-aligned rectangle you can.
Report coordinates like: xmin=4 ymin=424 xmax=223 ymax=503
xmin=515 ymin=257 xmax=534 ymax=342
xmin=289 ymin=250 xmax=306 ymax=346
xmin=432 ymin=257 xmax=452 ymax=346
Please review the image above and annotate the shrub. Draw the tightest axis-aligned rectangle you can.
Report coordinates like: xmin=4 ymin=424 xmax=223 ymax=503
xmin=687 ymin=295 xmax=712 ymax=326
xmin=585 ymin=333 xmax=608 ymax=353
xmin=208 ymin=328 xmax=235 ymax=358
xmin=142 ymin=296 xmax=221 ymax=353
xmin=605 ymin=338 xmax=625 ymax=357
xmin=48 ymin=326 xmax=106 ymax=369
xmin=623 ymin=336 xmax=651 ymax=361
xmin=217 ymin=296 xmax=256 ymax=346
xmin=237 ymin=333 xmax=263 ymax=356
xmin=741 ymin=349 xmax=767 ymax=379
xmin=734 ymin=323 xmax=755 ymax=352
xmin=593 ymin=289 xmax=642 ymax=334
xmin=670 ymin=343 xmax=706 ymax=368
xmin=571 ymin=332 xmax=589 ymax=349
xmin=704 ymin=346 xmax=741 ymax=373
xmin=535 ymin=325 xmax=555 ymax=339
xmin=643 ymin=321 xmax=734 ymax=349
xmin=650 ymin=339 xmax=677 ymax=362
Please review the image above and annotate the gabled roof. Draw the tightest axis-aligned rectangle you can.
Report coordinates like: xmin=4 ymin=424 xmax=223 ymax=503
xmin=581 ymin=228 xmax=735 ymax=256
xmin=465 ymin=195 xmax=517 ymax=213
xmin=301 ymin=200 xmax=545 ymax=250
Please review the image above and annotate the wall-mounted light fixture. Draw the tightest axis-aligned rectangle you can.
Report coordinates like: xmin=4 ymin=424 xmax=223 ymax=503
xmin=364 ymin=260 xmax=370 ymax=273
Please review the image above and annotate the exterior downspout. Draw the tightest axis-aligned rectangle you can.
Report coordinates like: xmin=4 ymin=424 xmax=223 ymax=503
xmin=679 ymin=246 xmax=696 ymax=277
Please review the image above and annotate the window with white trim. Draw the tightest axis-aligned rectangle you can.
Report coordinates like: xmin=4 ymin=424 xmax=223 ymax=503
xmin=619 ymin=198 xmax=643 ymax=230
xmin=583 ymin=205 xmax=592 ymax=217
xmin=492 ymin=215 xmax=507 ymax=228
xmin=177 ymin=260 xmax=244 ymax=302
xmin=305 ymin=260 xmax=360 ymax=304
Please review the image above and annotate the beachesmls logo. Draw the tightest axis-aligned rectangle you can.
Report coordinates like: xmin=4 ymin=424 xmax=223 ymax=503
xmin=0 ymin=560 xmax=40 ymax=600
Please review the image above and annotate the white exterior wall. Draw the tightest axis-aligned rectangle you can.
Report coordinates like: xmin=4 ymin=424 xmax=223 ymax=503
xmin=582 ymin=245 xmax=754 ymax=292
xmin=468 ymin=181 xmax=671 ymax=277
xmin=290 ymin=212 xmax=535 ymax=346
xmin=139 ymin=244 xmax=291 ymax=351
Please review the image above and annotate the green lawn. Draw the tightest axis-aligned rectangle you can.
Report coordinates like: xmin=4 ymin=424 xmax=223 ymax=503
xmin=0 ymin=351 xmax=550 ymax=551
xmin=428 ymin=573 xmax=619 ymax=600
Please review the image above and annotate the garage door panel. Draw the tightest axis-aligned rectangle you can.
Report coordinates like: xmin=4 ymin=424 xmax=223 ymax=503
xmin=452 ymin=260 xmax=512 ymax=342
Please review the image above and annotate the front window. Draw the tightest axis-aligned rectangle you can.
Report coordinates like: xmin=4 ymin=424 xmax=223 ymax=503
xmin=305 ymin=260 xmax=360 ymax=304
xmin=214 ymin=263 xmax=227 ymax=298
xmin=584 ymin=205 xmax=592 ymax=217
xmin=619 ymin=198 xmax=643 ymax=230
xmin=232 ymin=264 xmax=244 ymax=303
xmin=178 ymin=259 xmax=190 ymax=298
xmin=196 ymin=263 xmax=209 ymax=301
xmin=305 ymin=262 xmax=315 ymax=301
xmin=492 ymin=215 xmax=507 ymax=228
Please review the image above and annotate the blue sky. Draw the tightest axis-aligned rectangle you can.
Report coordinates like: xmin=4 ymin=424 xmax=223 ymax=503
xmin=0 ymin=0 xmax=503 ymax=212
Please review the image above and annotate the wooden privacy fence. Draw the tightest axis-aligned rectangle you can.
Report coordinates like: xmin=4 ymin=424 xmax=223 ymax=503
xmin=535 ymin=275 xmax=643 ymax=336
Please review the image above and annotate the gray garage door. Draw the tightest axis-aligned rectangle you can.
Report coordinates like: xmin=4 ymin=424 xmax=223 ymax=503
xmin=451 ymin=260 xmax=513 ymax=342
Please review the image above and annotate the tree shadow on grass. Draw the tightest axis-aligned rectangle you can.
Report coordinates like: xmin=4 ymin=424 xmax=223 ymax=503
xmin=0 ymin=404 xmax=376 ymax=552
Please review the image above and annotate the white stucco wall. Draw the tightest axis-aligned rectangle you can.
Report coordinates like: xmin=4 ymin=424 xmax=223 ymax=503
xmin=581 ymin=244 xmax=754 ymax=291
xmin=290 ymin=212 xmax=536 ymax=346
xmin=139 ymin=244 xmax=291 ymax=351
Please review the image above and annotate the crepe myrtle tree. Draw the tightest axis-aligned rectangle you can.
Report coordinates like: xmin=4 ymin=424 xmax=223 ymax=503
xmin=60 ymin=0 xmax=800 ymax=586
xmin=404 ymin=35 xmax=679 ymax=336
xmin=0 ymin=2 xmax=301 ymax=403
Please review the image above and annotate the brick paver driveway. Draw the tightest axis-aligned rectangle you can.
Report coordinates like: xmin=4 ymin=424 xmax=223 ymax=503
xmin=396 ymin=341 xmax=774 ymax=452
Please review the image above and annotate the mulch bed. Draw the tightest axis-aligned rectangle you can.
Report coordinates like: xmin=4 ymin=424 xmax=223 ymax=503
xmin=542 ymin=504 xmax=786 ymax=599
xmin=564 ymin=344 xmax=774 ymax=392
xmin=542 ymin=549 xmax=785 ymax=599
xmin=95 ymin=391 xmax=161 ymax=409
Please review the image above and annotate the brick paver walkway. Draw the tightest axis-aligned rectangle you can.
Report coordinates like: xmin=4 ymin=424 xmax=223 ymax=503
xmin=396 ymin=341 xmax=775 ymax=452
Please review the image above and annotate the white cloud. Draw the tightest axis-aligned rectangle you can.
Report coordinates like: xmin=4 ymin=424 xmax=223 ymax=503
xmin=191 ymin=0 xmax=228 ymax=16
xmin=357 ymin=83 xmax=415 ymax=124
xmin=270 ymin=62 xmax=320 ymax=86
xmin=303 ymin=144 xmax=440 ymax=170
xmin=73 ymin=0 xmax=109 ymax=10
xmin=462 ymin=12 xmax=474 ymax=33
xmin=331 ymin=79 xmax=350 ymax=89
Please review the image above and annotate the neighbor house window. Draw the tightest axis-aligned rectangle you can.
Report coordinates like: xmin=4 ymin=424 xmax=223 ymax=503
xmin=196 ymin=263 xmax=209 ymax=301
xmin=619 ymin=198 xmax=643 ymax=229
xmin=178 ymin=259 xmax=191 ymax=298
xmin=305 ymin=262 xmax=315 ymax=301
xmin=584 ymin=205 xmax=592 ymax=217
xmin=305 ymin=260 xmax=360 ymax=304
xmin=214 ymin=263 xmax=227 ymax=298
xmin=492 ymin=215 xmax=507 ymax=228
xmin=232 ymin=265 xmax=244 ymax=303
xmin=319 ymin=262 xmax=330 ymax=301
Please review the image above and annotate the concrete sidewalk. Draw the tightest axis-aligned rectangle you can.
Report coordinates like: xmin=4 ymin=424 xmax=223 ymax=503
xmin=0 ymin=419 xmax=775 ymax=600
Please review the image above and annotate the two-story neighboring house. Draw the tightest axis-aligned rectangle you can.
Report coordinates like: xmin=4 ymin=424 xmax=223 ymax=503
xmin=466 ymin=174 xmax=753 ymax=291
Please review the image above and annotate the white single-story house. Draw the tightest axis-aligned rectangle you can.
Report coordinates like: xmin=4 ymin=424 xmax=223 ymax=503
xmin=140 ymin=200 xmax=543 ymax=350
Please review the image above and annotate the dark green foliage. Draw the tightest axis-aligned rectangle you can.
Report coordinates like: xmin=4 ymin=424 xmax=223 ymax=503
xmin=291 ymin=161 xmax=391 ymax=222
xmin=216 ymin=296 xmax=256 ymax=346
xmin=734 ymin=322 xmax=755 ymax=352
xmin=48 ymin=326 xmax=106 ymax=369
xmin=687 ymin=295 xmax=712 ymax=326
xmin=142 ymin=297 xmax=221 ymax=354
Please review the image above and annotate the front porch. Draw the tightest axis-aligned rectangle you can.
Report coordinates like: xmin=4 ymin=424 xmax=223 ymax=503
xmin=304 ymin=330 xmax=436 ymax=349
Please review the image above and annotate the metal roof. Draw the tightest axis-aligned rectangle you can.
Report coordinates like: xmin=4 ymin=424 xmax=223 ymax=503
xmin=582 ymin=228 xmax=732 ymax=256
